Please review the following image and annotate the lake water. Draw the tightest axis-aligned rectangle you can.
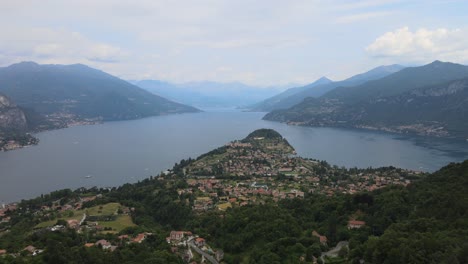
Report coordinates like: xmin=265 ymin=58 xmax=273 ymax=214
xmin=1 ymin=110 xmax=468 ymax=203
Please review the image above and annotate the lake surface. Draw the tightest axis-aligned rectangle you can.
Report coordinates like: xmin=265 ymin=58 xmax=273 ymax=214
xmin=1 ymin=110 xmax=468 ymax=203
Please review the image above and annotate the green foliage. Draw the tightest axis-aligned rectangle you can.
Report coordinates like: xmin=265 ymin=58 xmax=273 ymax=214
xmin=1 ymin=143 xmax=467 ymax=264
xmin=251 ymin=65 xmax=403 ymax=112
xmin=361 ymin=160 xmax=468 ymax=263
xmin=245 ymin=129 xmax=283 ymax=140
xmin=265 ymin=61 xmax=468 ymax=138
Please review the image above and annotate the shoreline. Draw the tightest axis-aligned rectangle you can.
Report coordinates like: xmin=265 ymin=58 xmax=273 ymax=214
xmin=272 ymin=119 xmax=467 ymax=141
xmin=0 ymin=110 xmax=202 ymax=152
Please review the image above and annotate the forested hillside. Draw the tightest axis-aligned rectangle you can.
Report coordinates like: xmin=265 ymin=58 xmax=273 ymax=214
xmin=0 ymin=62 xmax=199 ymax=121
xmin=265 ymin=61 xmax=468 ymax=139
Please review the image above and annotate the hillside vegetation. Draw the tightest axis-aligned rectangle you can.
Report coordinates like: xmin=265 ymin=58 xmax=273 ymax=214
xmin=265 ymin=61 xmax=468 ymax=139
xmin=1 ymin=130 xmax=466 ymax=263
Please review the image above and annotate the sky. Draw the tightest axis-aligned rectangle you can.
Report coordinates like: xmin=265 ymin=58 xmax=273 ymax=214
xmin=0 ymin=0 xmax=467 ymax=87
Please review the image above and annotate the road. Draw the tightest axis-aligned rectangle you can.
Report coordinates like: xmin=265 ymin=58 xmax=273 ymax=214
xmin=79 ymin=213 xmax=87 ymax=225
xmin=188 ymin=241 xmax=219 ymax=264
xmin=321 ymin=241 xmax=349 ymax=263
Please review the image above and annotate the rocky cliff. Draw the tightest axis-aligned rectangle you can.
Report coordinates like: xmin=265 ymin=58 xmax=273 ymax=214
xmin=0 ymin=93 xmax=37 ymax=151
xmin=0 ymin=93 xmax=28 ymax=133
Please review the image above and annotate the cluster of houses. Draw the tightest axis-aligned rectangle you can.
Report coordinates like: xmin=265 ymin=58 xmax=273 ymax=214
xmin=29 ymin=194 xmax=102 ymax=222
xmin=188 ymin=138 xmax=298 ymax=177
xmin=0 ymin=245 xmax=44 ymax=258
xmin=315 ymin=172 xmax=412 ymax=197
xmin=0 ymin=203 xmax=16 ymax=223
xmin=166 ymin=230 xmax=224 ymax=263
xmin=0 ymin=140 xmax=22 ymax=151
xmin=179 ymin=164 xmax=413 ymax=212
xmin=181 ymin=137 xmax=416 ymax=208
xmin=181 ymin=178 xmax=309 ymax=212
xmin=83 ymin=232 xmax=152 ymax=252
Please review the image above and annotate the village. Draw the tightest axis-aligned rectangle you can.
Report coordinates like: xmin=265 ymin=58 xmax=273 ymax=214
xmin=0 ymin=196 xmax=225 ymax=263
xmin=178 ymin=134 xmax=418 ymax=213
xmin=0 ymin=131 xmax=422 ymax=263
xmin=0 ymin=191 xmax=369 ymax=264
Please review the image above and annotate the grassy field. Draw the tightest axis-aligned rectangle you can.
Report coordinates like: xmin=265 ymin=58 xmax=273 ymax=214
xmin=36 ymin=211 xmax=84 ymax=228
xmin=86 ymin=202 xmax=120 ymax=215
xmin=217 ymin=202 xmax=232 ymax=211
xmin=35 ymin=202 xmax=135 ymax=231
xmin=98 ymin=215 xmax=136 ymax=233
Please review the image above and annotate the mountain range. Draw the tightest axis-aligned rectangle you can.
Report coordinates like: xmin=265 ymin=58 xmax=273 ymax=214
xmin=0 ymin=62 xmax=199 ymax=150
xmin=131 ymin=80 xmax=294 ymax=108
xmin=0 ymin=62 xmax=199 ymax=121
xmin=264 ymin=61 xmax=468 ymax=139
xmin=249 ymin=64 xmax=405 ymax=111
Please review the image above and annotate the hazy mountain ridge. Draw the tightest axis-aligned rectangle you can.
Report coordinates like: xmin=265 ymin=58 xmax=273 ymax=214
xmin=264 ymin=61 xmax=468 ymax=138
xmin=247 ymin=76 xmax=333 ymax=111
xmin=132 ymin=80 xmax=293 ymax=108
xmin=249 ymin=64 xmax=405 ymax=111
xmin=322 ymin=60 xmax=468 ymax=104
xmin=0 ymin=62 xmax=199 ymax=122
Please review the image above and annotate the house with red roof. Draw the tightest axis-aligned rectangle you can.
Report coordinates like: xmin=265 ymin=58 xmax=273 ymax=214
xmin=133 ymin=233 xmax=146 ymax=243
xmin=170 ymin=231 xmax=185 ymax=241
xmin=312 ymin=230 xmax=328 ymax=245
xmin=95 ymin=239 xmax=112 ymax=250
xmin=67 ymin=219 xmax=80 ymax=229
xmin=195 ymin=237 xmax=205 ymax=247
xmin=348 ymin=220 xmax=366 ymax=229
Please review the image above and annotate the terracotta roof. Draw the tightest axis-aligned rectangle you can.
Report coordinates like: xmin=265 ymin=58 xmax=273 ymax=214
xmin=24 ymin=245 xmax=36 ymax=253
xmin=133 ymin=233 xmax=146 ymax=243
xmin=95 ymin=239 xmax=111 ymax=247
xmin=319 ymin=236 xmax=328 ymax=243
xmin=348 ymin=220 xmax=366 ymax=226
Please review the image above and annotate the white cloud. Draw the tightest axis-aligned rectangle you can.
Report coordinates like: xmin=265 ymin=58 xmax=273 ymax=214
xmin=366 ymin=27 xmax=468 ymax=63
xmin=0 ymin=1 xmax=466 ymax=85
xmin=0 ymin=27 xmax=128 ymax=66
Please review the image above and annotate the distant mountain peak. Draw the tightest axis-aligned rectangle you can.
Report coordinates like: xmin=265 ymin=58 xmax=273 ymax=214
xmin=16 ymin=61 xmax=39 ymax=66
xmin=8 ymin=61 xmax=39 ymax=69
xmin=305 ymin=76 xmax=333 ymax=87
xmin=0 ymin=61 xmax=199 ymax=121
xmin=367 ymin=64 xmax=405 ymax=73
xmin=69 ymin=63 xmax=91 ymax=68
xmin=315 ymin=76 xmax=333 ymax=84
xmin=421 ymin=60 xmax=464 ymax=70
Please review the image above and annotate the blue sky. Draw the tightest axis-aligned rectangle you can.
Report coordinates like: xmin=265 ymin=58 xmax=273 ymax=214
xmin=1 ymin=0 xmax=467 ymax=86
